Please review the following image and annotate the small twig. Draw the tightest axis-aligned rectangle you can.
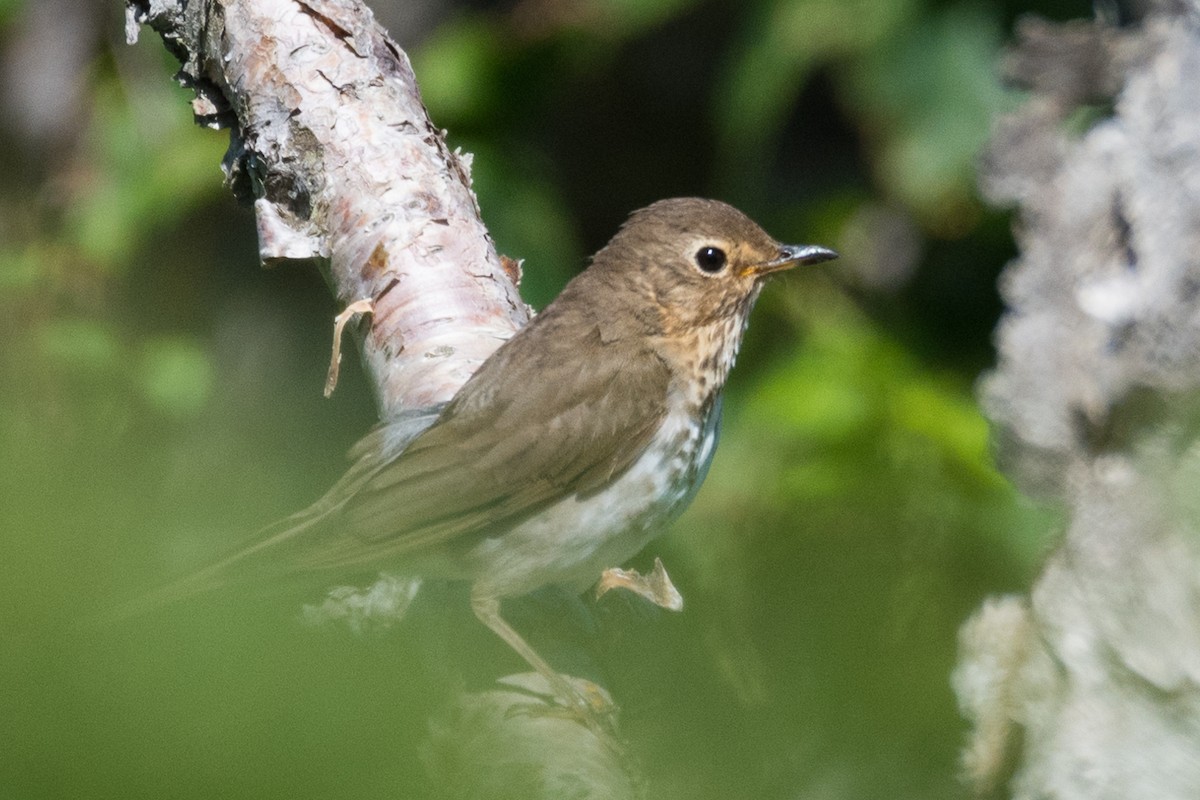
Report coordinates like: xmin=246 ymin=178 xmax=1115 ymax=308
xmin=325 ymin=298 xmax=375 ymax=397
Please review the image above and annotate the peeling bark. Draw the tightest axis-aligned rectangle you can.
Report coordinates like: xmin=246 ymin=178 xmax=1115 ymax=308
xmin=126 ymin=0 xmax=529 ymax=417
xmin=125 ymin=4 xmax=643 ymax=796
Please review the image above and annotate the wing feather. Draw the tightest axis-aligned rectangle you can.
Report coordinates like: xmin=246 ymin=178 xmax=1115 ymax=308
xmin=295 ymin=318 xmax=672 ymax=572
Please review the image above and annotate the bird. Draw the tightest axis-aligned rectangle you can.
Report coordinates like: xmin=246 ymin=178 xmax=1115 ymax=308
xmin=142 ymin=198 xmax=836 ymax=712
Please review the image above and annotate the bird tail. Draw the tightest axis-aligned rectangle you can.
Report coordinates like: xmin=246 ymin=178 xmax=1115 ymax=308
xmin=97 ymin=508 xmax=335 ymax=625
xmin=99 ymin=407 xmax=443 ymax=624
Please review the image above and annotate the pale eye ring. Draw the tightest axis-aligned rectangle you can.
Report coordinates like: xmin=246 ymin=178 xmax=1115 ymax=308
xmin=695 ymin=246 xmax=727 ymax=273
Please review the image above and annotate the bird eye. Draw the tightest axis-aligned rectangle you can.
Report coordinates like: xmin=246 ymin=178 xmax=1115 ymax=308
xmin=694 ymin=246 xmax=727 ymax=274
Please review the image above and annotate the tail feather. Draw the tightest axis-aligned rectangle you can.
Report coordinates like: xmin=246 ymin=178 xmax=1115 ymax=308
xmin=101 ymin=407 xmax=443 ymax=623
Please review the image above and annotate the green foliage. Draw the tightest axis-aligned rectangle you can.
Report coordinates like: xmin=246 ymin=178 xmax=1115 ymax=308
xmin=0 ymin=0 xmax=21 ymax=25
xmin=0 ymin=1 xmax=1070 ymax=799
xmin=842 ymin=4 xmax=1018 ymax=230
xmin=413 ymin=18 xmax=501 ymax=123
xmin=464 ymin=139 xmax=583 ymax=307
xmin=0 ymin=39 xmax=227 ymax=441
xmin=66 ymin=57 xmax=228 ymax=272
xmin=135 ymin=335 xmax=216 ymax=416
xmin=28 ymin=318 xmax=214 ymax=422
xmin=0 ymin=242 xmax=46 ymax=290
xmin=36 ymin=316 xmax=123 ymax=373
xmin=716 ymin=0 xmax=918 ymax=165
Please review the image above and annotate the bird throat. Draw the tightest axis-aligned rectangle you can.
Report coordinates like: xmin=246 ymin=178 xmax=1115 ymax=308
xmin=640 ymin=294 xmax=758 ymax=537
xmin=669 ymin=284 xmax=762 ymax=410
xmin=644 ymin=285 xmax=760 ymax=514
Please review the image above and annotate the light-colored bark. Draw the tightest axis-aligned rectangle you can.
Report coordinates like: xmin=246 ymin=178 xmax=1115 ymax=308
xmin=957 ymin=6 xmax=1200 ymax=798
xmin=126 ymin=0 xmax=529 ymax=418
xmin=127 ymin=3 xmax=638 ymax=797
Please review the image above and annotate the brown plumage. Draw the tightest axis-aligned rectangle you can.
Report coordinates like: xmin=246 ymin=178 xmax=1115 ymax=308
xmin=142 ymin=198 xmax=836 ymax=711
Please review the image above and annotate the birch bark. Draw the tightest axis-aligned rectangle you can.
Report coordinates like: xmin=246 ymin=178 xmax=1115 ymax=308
xmin=126 ymin=0 xmax=530 ymax=418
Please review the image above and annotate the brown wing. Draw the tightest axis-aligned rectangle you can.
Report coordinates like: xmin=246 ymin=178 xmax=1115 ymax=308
xmin=295 ymin=317 xmax=671 ymax=571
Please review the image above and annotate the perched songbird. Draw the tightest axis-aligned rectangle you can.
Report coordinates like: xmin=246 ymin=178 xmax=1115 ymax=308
xmin=149 ymin=198 xmax=836 ymax=710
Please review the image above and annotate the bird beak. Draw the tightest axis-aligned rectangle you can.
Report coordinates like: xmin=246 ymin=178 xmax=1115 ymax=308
xmin=748 ymin=243 xmax=839 ymax=276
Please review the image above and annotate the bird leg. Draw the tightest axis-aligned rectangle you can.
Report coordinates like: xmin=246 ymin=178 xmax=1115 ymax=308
xmin=469 ymin=591 xmax=614 ymax=721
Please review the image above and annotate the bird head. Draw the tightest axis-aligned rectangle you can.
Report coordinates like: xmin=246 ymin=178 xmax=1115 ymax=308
xmin=588 ymin=197 xmax=837 ymax=335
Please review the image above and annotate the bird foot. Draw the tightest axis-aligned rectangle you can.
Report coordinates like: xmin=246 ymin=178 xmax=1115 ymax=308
xmin=498 ymin=672 xmax=620 ymax=736
xmin=595 ymin=557 xmax=683 ymax=611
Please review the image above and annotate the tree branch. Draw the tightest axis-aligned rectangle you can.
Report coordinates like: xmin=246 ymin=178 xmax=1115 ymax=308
xmin=126 ymin=2 xmax=644 ymax=795
xmin=126 ymin=0 xmax=529 ymax=417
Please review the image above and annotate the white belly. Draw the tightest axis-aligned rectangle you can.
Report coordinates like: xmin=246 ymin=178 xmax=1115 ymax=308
xmin=467 ymin=396 xmax=722 ymax=597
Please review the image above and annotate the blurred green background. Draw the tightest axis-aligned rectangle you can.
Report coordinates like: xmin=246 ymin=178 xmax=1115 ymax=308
xmin=0 ymin=0 xmax=1087 ymax=796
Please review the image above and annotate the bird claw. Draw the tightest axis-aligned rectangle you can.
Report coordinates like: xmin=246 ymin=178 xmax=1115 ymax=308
xmin=497 ymin=673 xmax=620 ymax=736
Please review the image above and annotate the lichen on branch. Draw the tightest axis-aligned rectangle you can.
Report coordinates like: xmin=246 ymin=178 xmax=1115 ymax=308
xmin=959 ymin=6 xmax=1200 ymax=798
